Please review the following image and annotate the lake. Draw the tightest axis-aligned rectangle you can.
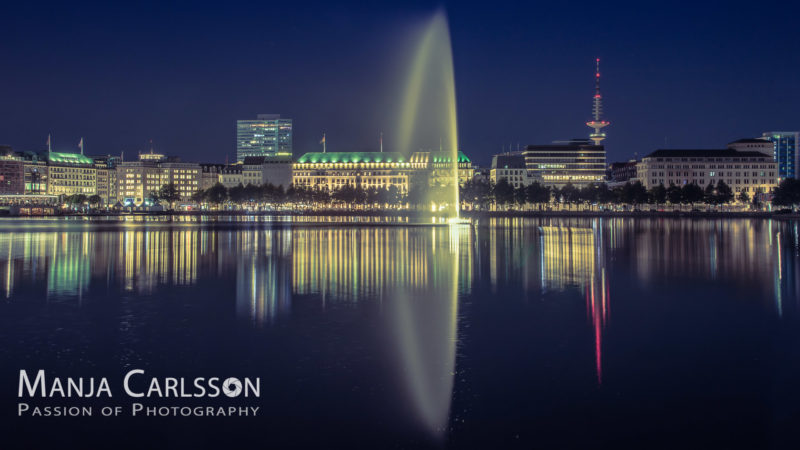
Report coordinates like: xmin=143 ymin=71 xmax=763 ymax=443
xmin=0 ymin=216 xmax=798 ymax=449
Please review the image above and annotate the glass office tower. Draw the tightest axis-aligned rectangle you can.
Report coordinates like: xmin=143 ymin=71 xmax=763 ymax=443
xmin=762 ymin=131 xmax=799 ymax=179
xmin=236 ymin=114 xmax=293 ymax=162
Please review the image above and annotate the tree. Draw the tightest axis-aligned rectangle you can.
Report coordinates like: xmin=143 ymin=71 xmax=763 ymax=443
xmin=228 ymin=183 xmax=247 ymax=204
xmin=88 ymin=194 xmax=102 ymax=207
xmin=65 ymin=194 xmax=88 ymax=205
xmin=557 ymin=182 xmax=580 ymax=209
xmin=666 ymin=184 xmax=682 ymax=204
xmin=513 ymin=185 xmax=527 ymax=209
xmin=493 ymin=179 xmax=515 ymax=208
xmin=597 ymin=183 xmax=617 ymax=205
xmin=332 ymin=184 xmax=357 ymax=205
xmin=649 ymin=183 xmax=667 ymax=205
xmin=680 ymin=183 xmax=704 ymax=206
xmin=365 ymin=187 xmax=381 ymax=206
xmin=737 ymin=190 xmax=750 ymax=204
xmin=146 ymin=191 xmax=159 ymax=205
xmin=703 ymin=182 xmax=716 ymax=204
xmin=158 ymin=183 xmax=181 ymax=207
xmin=461 ymin=179 xmax=492 ymax=210
xmin=406 ymin=172 xmax=430 ymax=209
xmin=243 ymin=183 xmax=262 ymax=203
xmin=190 ymin=189 xmax=206 ymax=203
xmin=206 ymin=183 xmax=228 ymax=205
xmin=525 ymin=182 xmax=551 ymax=208
xmin=714 ymin=180 xmax=734 ymax=205
xmin=772 ymin=178 xmax=800 ymax=208
xmin=621 ymin=181 xmax=648 ymax=206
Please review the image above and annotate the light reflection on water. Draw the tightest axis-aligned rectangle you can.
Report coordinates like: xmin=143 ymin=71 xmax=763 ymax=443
xmin=1 ymin=216 xmax=799 ymax=443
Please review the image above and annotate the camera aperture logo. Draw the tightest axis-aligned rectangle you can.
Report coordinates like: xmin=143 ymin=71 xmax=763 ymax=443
xmin=16 ymin=369 xmax=261 ymax=418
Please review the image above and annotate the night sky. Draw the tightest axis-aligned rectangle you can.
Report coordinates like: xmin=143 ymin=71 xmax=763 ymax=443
xmin=1 ymin=0 xmax=798 ymax=166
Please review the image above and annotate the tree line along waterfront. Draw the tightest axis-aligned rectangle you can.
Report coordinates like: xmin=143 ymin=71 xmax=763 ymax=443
xmin=53 ymin=177 xmax=800 ymax=213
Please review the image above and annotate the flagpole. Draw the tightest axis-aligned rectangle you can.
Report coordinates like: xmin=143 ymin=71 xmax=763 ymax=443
xmin=380 ymin=132 xmax=383 ymax=153
xmin=323 ymin=133 xmax=326 ymax=153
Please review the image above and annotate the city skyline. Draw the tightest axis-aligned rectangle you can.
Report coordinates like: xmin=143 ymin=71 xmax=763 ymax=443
xmin=1 ymin=1 xmax=799 ymax=166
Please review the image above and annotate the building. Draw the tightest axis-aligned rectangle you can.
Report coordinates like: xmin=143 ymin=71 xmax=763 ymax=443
xmin=118 ymin=153 xmax=200 ymax=205
xmin=236 ymin=114 xmax=293 ymax=162
xmin=46 ymin=152 xmax=96 ymax=197
xmin=92 ymin=156 xmax=119 ymax=205
xmin=242 ymin=155 xmax=293 ymax=188
xmin=522 ymin=139 xmax=606 ymax=188
xmin=607 ymin=160 xmax=638 ymax=184
xmin=0 ymin=152 xmax=25 ymax=195
xmin=220 ymin=165 xmax=244 ymax=189
xmin=118 ymin=158 xmax=163 ymax=205
xmin=490 ymin=153 xmax=538 ymax=188
xmin=19 ymin=152 xmax=48 ymax=194
xmin=293 ymin=152 xmax=413 ymax=193
xmin=200 ymin=164 xmax=225 ymax=190
xmin=415 ymin=151 xmax=474 ymax=187
xmin=636 ymin=149 xmax=778 ymax=195
xmin=472 ymin=167 xmax=491 ymax=184
xmin=761 ymin=132 xmax=799 ymax=179
xmin=292 ymin=150 xmax=474 ymax=193
xmin=160 ymin=161 xmax=200 ymax=200
xmin=727 ymin=138 xmax=774 ymax=156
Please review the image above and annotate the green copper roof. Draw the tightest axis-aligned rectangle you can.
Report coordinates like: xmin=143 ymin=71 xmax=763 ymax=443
xmin=48 ymin=152 xmax=94 ymax=165
xmin=430 ymin=151 xmax=471 ymax=164
xmin=296 ymin=152 xmax=408 ymax=164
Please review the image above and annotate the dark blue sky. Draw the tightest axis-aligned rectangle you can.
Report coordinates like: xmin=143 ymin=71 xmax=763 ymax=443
xmin=1 ymin=0 xmax=798 ymax=165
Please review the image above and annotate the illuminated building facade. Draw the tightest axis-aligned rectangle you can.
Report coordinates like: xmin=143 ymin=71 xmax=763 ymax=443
xmin=46 ymin=152 xmax=96 ymax=196
xmin=236 ymin=114 xmax=293 ymax=162
xmin=293 ymin=150 xmax=473 ymax=193
xmin=637 ymin=149 xmax=778 ymax=194
xmin=118 ymin=153 xmax=200 ymax=204
xmin=522 ymin=140 xmax=606 ymax=187
xmin=293 ymin=152 xmax=414 ymax=193
xmin=161 ymin=161 xmax=200 ymax=199
xmin=22 ymin=155 xmax=48 ymax=195
xmin=93 ymin=156 xmax=119 ymax=205
xmin=761 ymin=132 xmax=799 ymax=179
xmin=414 ymin=151 xmax=474 ymax=187
xmin=491 ymin=153 xmax=538 ymax=188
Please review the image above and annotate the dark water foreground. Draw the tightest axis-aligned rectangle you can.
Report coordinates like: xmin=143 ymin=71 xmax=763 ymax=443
xmin=0 ymin=216 xmax=799 ymax=449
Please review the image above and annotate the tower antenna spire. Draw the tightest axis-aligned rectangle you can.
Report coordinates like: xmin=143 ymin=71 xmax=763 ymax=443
xmin=586 ymin=57 xmax=609 ymax=145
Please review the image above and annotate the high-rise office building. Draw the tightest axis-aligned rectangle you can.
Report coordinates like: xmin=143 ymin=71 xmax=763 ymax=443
xmin=236 ymin=114 xmax=292 ymax=162
xmin=761 ymin=132 xmax=799 ymax=179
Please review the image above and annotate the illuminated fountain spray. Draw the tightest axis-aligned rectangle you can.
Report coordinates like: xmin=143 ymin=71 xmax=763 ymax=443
xmin=385 ymin=11 xmax=468 ymax=442
xmin=396 ymin=10 xmax=460 ymax=217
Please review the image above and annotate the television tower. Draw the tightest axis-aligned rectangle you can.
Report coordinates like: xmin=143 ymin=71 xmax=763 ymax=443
xmin=586 ymin=58 xmax=609 ymax=145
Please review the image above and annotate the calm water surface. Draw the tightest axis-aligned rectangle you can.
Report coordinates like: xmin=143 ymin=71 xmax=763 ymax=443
xmin=1 ymin=216 xmax=799 ymax=449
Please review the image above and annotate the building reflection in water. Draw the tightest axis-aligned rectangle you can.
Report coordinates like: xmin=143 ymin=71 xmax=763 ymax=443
xmin=235 ymin=230 xmax=292 ymax=325
xmin=539 ymin=223 xmax=609 ymax=384
xmin=1 ymin=218 xmax=799 ymax=401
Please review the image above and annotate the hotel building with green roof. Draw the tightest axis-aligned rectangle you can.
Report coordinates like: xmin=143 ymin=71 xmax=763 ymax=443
xmin=292 ymin=150 xmax=473 ymax=193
